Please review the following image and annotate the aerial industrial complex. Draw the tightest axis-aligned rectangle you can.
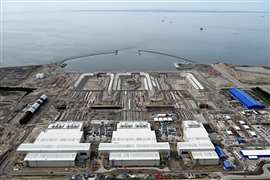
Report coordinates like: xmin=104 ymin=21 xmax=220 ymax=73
xmin=0 ymin=62 xmax=270 ymax=179
xmin=17 ymin=121 xmax=90 ymax=167
xmin=99 ymin=121 xmax=170 ymax=167
xmin=177 ymin=121 xmax=219 ymax=165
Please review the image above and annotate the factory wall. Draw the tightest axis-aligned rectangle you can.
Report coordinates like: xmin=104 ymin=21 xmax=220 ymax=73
xmin=25 ymin=160 xmax=75 ymax=167
xmin=110 ymin=159 xmax=160 ymax=167
xmin=192 ymin=159 xmax=219 ymax=165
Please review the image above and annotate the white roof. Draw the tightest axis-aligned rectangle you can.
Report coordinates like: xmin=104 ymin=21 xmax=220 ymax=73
xmin=243 ymin=125 xmax=250 ymax=129
xmin=112 ymin=121 xmax=158 ymax=144
xmin=48 ymin=121 xmax=83 ymax=130
xmin=239 ymin=121 xmax=246 ymax=125
xmin=241 ymin=149 xmax=270 ymax=156
xmin=99 ymin=143 xmax=170 ymax=152
xmin=182 ymin=121 xmax=212 ymax=142
xmin=24 ymin=153 xmax=77 ymax=161
xmin=184 ymin=129 xmax=209 ymax=140
xmin=109 ymin=152 xmax=160 ymax=160
xmin=182 ymin=121 xmax=209 ymax=141
xmin=234 ymin=126 xmax=240 ymax=130
xmin=154 ymin=117 xmax=173 ymax=122
xmin=185 ymin=73 xmax=204 ymax=90
xmin=179 ymin=121 xmax=218 ymax=160
xmin=157 ymin=114 xmax=167 ymax=117
xmin=117 ymin=121 xmax=150 ymax=129
xmin=99 ymin=121 xmax=170 ymax=157
xmin=112 ymin=129 xmax=156 ymax=143
xmin=248 ymin=156 xmax=258 ymax=159
xmin=226 ymin=130 xmax=233 ymax=135
xmin=35 ymin=130 xmax=83 ymax=144
xmin=191 ymin=151 xmax=219 ymax=160
xmin=17 ymin=121 xmax=87 ymax=153
xmin=17 ymin=143 xmax=90 ymax=153
xmin=177 ymin=141 xmax=215 ymax=151
xmin=248 ymin=131 xmax=257 ymax=136
xmin=17 ymin=121 xmax=90 ymax=164
xmin=183 ymin=121 xmax=202 ymax=128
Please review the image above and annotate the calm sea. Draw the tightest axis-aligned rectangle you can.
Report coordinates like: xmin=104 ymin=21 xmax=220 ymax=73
xmin=2 ymin=9 xmax=270 ymax=72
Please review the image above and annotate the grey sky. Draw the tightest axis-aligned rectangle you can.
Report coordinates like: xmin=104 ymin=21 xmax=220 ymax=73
xmin=4 ymin=0 xmax=270 ymax=12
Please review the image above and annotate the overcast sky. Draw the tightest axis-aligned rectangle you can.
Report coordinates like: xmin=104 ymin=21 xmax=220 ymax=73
xmin=4 ymin=0 xmax=270 ymax=12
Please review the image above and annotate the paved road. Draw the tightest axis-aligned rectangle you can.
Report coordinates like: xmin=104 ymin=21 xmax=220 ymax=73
xmin=220 ymin=163 xmax=270 ymax=180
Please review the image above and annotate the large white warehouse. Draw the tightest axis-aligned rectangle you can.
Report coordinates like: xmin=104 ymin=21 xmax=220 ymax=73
xmin=17 ymin=121 xmax=90 ymax=167
xmin=183 ymin=73 xmax=204 ymax=90
xmin=177 ymin=121 xmax=219 ymax=165
xmin=99 ymin=121 xmax=170 ymax=167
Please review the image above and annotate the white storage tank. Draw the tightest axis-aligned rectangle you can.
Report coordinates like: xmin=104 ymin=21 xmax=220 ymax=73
xmin=36 ymin=99 xmax=44 ymax=104
xmin=28 ymin=107 xmax=37 ymax=114
xmin=31 ymin=103 xmax=40 ymax=110
xmin=40 ymin=94 xmax=48 ymax=102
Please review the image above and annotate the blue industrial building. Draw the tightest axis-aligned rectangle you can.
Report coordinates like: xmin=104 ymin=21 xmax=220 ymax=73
xmin=223 ymin=160 xmax=234 ymax=171
xmin=229 ymin=88 xmax=264 ymax=109
xmin=237 ymin=137 xmax=245 ymax=144
xmin=215 ymin=146 xmax=227 ymax=160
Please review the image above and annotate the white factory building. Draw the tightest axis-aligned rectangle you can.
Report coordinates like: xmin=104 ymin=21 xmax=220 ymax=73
xmin=98 ymin=121 xmax=170 ymax=167
xmin=177 ymin=121 xmax=219 ymax=165
xmin=183 ymin=73 xmax=204 ymax=90
xmin=17 ymin=121 xmax=90 ymax=167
